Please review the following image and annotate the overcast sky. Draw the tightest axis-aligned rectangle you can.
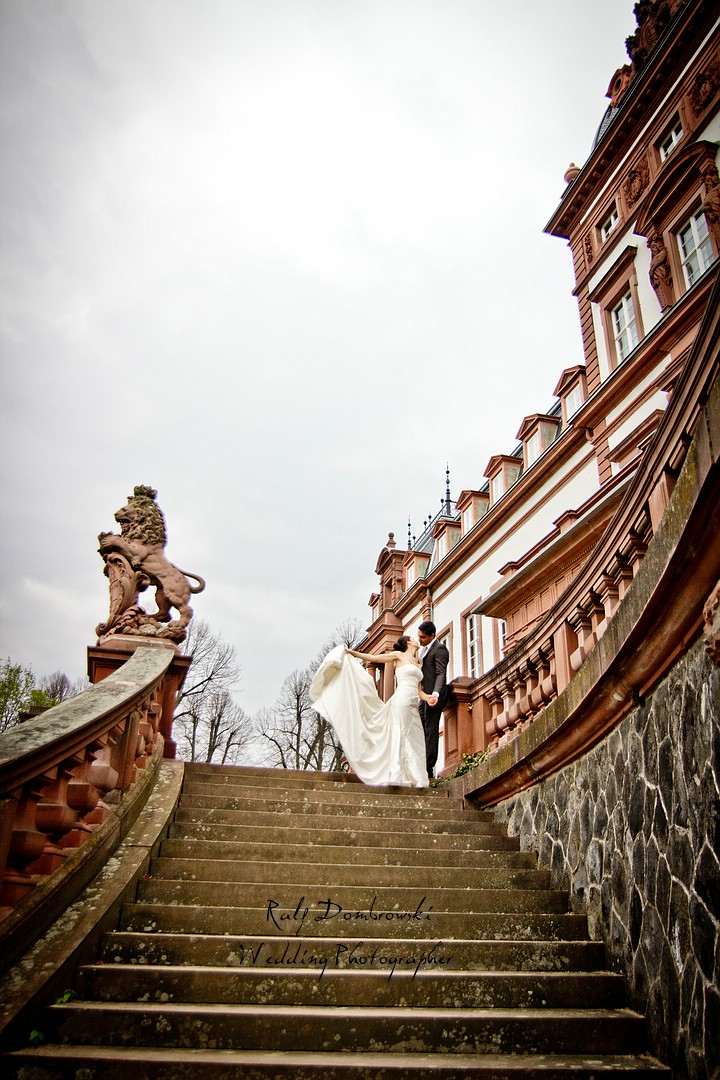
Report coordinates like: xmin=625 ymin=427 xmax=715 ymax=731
xmin=0 ymin=0 xmax=637 ymax=714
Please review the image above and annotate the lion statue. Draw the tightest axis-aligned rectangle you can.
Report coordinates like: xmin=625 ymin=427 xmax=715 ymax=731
xmin=97 ymin=484 xmax=205 ymax=644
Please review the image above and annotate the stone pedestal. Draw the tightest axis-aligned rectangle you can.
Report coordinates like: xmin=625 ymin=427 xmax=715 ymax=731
xmin=87 ymin=637 xmax=192 ymax=759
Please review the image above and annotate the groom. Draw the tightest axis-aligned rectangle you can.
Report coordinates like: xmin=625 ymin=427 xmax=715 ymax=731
xmin=417 ymin=620 xmax=449 ymax=779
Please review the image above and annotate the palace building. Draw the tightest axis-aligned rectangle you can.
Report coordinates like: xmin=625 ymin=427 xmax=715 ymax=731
xmin=360 ymin=0 xmax=719 ymax=776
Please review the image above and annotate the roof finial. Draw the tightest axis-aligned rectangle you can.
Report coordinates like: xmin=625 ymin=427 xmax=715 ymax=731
xmin=407 ymin=517 xmax=412 ymax=549
xmin=387 ymin=532 xmax=396 ymax=549
xmin=445 ymin=463 xmax=452 ymax=514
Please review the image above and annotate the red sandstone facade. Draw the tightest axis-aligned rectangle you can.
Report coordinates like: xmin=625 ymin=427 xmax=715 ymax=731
xmin=361 ymin=0 xmax=720 ymax=776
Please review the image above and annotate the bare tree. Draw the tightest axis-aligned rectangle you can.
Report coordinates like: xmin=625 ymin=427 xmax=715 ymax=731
xmin=258 ymin=618 xmax=363 ymax=772
xmin=173 ymin=620 xmax=251 ymax=764
xmin=39 ymin=671 xmax=88 ymax=705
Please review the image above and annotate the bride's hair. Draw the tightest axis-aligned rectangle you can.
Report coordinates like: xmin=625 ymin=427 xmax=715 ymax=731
xmin=394 ymin=635 xmax=411 ymax=652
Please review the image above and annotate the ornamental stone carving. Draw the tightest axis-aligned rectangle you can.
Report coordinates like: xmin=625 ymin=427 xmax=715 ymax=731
xmin=699 ymin=156 xmax=720 ymax=249
xmin=625 ymin=0 xmax=671 ymax=71
xmin=97 ymin=485 xmax=205 ymax=644
xmin=584 ymin=234 xmax=594 ymax=266
xmin=688 ymin=56 xmax=720 ymax=117
xmin=646 ymin=223 xmax=674 ymax=311
xmin=623 ymin=160 xmax=649 ymax=207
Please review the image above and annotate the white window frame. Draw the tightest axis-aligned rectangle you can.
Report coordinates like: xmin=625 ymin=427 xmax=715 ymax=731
xmin=611 ymin=291 xmax=639 ymax=362
xmin=658 ymin=116 xmax=683 ymax=161
xmin=467 ymin=613 xmax=482 ymax=679
xmin=677 ymin=210 xmax=714 ymax=288
xmin=564 ymin=381 xmax=584 ymax=418
xmin=599 ymin=205 xmax=619 ymax=241
xmin=525 ymin=429 xmax=542 ymax=465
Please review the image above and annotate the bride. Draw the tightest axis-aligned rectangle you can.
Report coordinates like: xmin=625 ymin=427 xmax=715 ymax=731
xmin=308 ymin=636 xmax=431 ymax=788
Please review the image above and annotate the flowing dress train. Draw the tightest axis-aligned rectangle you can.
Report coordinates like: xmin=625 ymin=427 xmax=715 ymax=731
xmin=308 ymin=645 xmax=429 ymax=788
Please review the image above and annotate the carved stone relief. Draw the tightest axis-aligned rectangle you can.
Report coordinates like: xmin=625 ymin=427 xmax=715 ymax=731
xmin=688 ymin=56 xmax=720 ymax=117
xmin=646 ymin=222 xmax=674 ymax=311
xmin=699 ymin=156 xmax=720 ymax=249
xmin=623 ymin=160 xmax=649 ymax=207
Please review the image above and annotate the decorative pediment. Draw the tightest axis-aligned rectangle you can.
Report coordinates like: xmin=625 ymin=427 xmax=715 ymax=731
xmin=635 ymin=140 xmax=719 ymax=237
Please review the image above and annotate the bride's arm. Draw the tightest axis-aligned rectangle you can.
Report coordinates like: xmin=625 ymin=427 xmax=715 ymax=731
xmin=346 ymin=648 xmax=398 ymax=665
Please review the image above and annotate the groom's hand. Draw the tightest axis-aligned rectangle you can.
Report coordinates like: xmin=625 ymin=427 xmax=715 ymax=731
xmin=427 ymin=693 xmax=439 ymax=707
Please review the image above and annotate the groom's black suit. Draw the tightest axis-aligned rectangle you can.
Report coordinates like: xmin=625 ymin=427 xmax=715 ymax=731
xmin=419 ymin=638 xmax=449 ymax=778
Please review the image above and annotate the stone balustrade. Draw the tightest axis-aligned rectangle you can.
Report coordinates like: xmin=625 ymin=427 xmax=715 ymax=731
xmin=0 ymin=645 xmax=187 ymax=930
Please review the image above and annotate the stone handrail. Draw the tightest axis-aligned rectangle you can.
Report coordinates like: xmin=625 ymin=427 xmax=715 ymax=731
xmin=444 ymin=275 xmax=720 ymax=787
xmin=0 ymin=646 xmax=178 ymax=949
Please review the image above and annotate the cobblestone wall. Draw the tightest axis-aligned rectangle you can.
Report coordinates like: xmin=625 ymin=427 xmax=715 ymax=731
xmin=493 ymin=637 xmax=719 ymax=1080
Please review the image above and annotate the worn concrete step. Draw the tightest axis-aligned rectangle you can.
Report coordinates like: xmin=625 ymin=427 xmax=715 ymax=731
xmin=183 ymin=765 xmax=491 ymax=804
xmin=121 ymin=903 xmax=590 ymax=940
xmin=3 ymin=1046 xmax=671 ymax=1079
xmin=183 ymin=773 xmax=468 ymax=799
xmin=181 ymin=786 xmax=468 ymax=812
xmin=42 ymin=1001 xmax=650 ymax=1055
xmin=178 ymin=793 xmax=495 ymax=825
xmin=148 ymin=857 xmax=550 ymax=891
xmin=170 ymin=814 xmax=517 ymax=844
xmin=159 ymin=837 xmax=536 ymax=869
xmin=184 ymin=764 xmax=357 ymax=781
xmin=135 ymin=879 xmax=569 ymax=915
xmin=77 ymin=964 xmax=626 ymax=1010
xmin=99 ymin=932 xmax=607 ymax=972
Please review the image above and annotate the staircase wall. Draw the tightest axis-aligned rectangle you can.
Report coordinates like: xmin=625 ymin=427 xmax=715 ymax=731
xmin=493 ymin=636 xmax=719 ymax=1080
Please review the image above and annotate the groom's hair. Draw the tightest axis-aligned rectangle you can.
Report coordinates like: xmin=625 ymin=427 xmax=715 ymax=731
xmin=394 ymin=635 xmax=410 ymax=652
xmin=418 ymin=620 xmax=436 ymax=636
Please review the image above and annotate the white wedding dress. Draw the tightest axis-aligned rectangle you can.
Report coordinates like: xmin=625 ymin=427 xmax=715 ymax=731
xmin=309 ymin=645 xmax=429 ymax=788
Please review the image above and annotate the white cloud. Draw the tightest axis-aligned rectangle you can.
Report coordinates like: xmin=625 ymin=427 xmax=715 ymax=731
xmin=1 ymin=0 xmax=637 ymax=712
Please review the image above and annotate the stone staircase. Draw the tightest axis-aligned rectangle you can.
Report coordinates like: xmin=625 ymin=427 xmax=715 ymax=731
xmin=6 ymin=764 xmax=669 ymax=1077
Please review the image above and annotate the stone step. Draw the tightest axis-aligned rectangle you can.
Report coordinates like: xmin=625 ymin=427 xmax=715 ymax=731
xmin=99 ymin=932 xmax=607 ymax=972
xmin=41 ymin=1001 xmax=650 ymax=1055
xmin=170 ymin=814 xmax=516 ymax=843
xmin=178 ymin=792 xmax=491 ymax=823
xmin=4 ymin=1046 xmax=671 ymax=1078
xmin=135 ymin=879 xmax=569 ymax=915
xmin=76 ymin=963 xmax=626 ymax=1010
xmin=184 ymin=764 xmax=498 ymax=805
xmin=182 ymin=778 xmax=469 ymax=810
xmin=121 ymin=903 xmax=590 ymax=940
xmin=159 ymin=837 xmax=536 ymax=869
xmin=149 ymin=856 xmax=550 ymax=891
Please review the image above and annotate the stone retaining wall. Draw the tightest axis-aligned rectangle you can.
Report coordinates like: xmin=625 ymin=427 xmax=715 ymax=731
xmin=493 ymin=636 xmax=719 ymax=1080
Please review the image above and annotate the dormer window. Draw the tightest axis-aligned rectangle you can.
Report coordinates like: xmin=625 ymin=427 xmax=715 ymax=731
xmin=517 ymin=415 xmax=561 ymax=468
xmin=484 ymin=455 xmax=522 ymax=506
xmin=657 ymin=115 xmax=683 ymax=161
xmin=553 ymin=365 xmax=588 ymax=426
xmin=565 ymin=382 xmax=584 ymax=417
xmin=599 ymin=204 xmax=619 ymax=242
xmin=402 ymin=550 xmax=430 ymax=593
xmin=456 ymin=490 xmax=489 ymax=535
xmin=431 ymin=519 xmax=461 ymax=567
